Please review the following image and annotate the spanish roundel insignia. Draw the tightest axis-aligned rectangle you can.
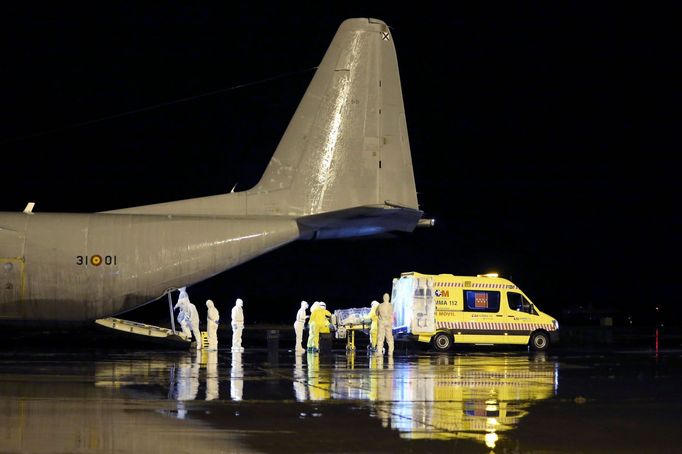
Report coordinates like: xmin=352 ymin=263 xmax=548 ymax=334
xmin=91 ymin=255 xmax=102 ymax=266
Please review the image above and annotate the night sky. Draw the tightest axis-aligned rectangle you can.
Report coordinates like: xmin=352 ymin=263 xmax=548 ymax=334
xmin=2 ymin=3 xmax=679 ymax=326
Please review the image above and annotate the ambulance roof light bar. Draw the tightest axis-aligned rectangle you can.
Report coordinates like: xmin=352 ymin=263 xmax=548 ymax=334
xmin=477 ymin=273 xmax=499 ymax=278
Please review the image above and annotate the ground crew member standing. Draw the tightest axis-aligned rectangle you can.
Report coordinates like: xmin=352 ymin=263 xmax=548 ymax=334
xmin=376 ymin=293 xmax=394 ymax=355
xmin=307 ymin=302 xmax=320 ymax=351
xmin=294 ymin=300 xmax=309 ymax=353
xmin=231 ymin=298 xmax=244 ymax=352
xmin=206 ymin=299 xmax=220 ymax=351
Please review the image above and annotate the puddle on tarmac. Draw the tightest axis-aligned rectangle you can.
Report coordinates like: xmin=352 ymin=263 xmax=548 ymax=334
xmin=1 ymin=348 xmax=681 ymax=453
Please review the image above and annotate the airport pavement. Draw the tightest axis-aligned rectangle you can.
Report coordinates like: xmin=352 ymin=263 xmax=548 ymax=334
xmin=6 ymin=322 xmax=682 ymax=353
xmin=2 ymin=332 xmax=682 ymax=453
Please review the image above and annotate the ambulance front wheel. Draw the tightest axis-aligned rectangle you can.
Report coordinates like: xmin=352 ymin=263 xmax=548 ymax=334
xmin=432 ymin=332 xmax=453 ymax=352
xmin=530 ymin=331 xmax=550 ymax=351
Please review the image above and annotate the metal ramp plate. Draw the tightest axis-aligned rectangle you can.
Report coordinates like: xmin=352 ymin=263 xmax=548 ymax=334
xmin=95 ymin=317 xmax=191 ymax=347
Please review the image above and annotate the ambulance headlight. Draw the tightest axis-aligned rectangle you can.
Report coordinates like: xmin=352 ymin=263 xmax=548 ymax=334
xmin=552 ymin=319 xmax=559 ymax=330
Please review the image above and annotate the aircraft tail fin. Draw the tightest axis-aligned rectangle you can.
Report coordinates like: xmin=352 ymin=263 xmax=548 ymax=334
xmin=248 ymin=18 xmax=420 ymax=217
xmin=106 ymin=18 xmax=424 ymax=236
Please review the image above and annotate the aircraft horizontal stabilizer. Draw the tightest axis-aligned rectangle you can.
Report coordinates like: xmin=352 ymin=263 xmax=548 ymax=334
xmin=297 ymin=204 xmax=423 ymax=240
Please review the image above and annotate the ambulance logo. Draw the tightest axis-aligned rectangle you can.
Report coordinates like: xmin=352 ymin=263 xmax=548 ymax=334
xmin=474 ymin=292 xmax=489 ymax=308
xmin=435 ymin=289 xmax=449 ymax=297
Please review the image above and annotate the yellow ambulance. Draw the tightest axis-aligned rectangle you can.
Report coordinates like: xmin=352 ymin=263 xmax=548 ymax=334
xmin=391 ymin=272 xmax=559 ymax=351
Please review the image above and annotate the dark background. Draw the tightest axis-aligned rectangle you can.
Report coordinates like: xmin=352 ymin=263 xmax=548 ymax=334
xmin=2 ymin=3 xmax=679 ymax=326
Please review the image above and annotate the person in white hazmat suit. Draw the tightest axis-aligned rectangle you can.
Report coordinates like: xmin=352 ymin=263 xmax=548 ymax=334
xmin=182 ymin=288 xmax=202 ymax=349
xmin=231 ymin=298 xmax=245 ymax=352
xmin=206 ymin=299 xmax=220 ymax=351
xmin=375 ymin=293 xmax=394 ymax=356
xmin=174 ymin=299 xmax=192 ymax=339
xmin=306 ymin=301 xmax=320 ymax=351
xmin=365 ymin=300 xmax=380 ymax=352
xmin=175 ymin=288 xmax=201 ymax=348
xmin=294 ymin=300 xmax=309 ymax=353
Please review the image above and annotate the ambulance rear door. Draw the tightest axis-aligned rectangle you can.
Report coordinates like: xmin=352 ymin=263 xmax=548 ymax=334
xmin=392 ymin=276 xmax=415 ymax=333
xmin=411 ymin=276 xmax=435 ymax=334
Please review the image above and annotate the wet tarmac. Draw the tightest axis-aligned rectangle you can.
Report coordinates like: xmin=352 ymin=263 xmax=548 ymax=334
xmin=1 ymin=343 xmax=682 ymax=453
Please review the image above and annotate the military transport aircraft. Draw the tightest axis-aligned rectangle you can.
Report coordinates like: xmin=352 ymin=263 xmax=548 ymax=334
xmin=0 ymin=18 xmax=429 ymax=324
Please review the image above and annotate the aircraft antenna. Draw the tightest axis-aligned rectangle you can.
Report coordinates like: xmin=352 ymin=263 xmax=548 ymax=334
xmin=1 ymin=66 xmax=318 ymax=146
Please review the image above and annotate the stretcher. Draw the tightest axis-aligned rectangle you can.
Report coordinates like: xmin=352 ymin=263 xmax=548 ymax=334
xmin=333 ymin=307 xmax=372 ymax=351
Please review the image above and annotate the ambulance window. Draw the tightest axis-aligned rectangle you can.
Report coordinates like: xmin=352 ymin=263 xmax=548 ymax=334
xmin=463 ymin=291 xmax=500 ymax=313
xmin=508 ymin=292 xmax=536 ymax=314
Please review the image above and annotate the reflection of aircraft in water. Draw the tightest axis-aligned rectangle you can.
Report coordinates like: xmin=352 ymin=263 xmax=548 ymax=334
xmin=3 ymin=353 xmax=243 ymax=452
xmin=325 ymin=353 xmax=558 ymax=448
xmin=94 ymin=356 xmax=172 ymax=388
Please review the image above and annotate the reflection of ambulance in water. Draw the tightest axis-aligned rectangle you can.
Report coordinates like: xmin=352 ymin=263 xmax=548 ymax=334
xmin=392 ymin=272 xmax=560 ymax=351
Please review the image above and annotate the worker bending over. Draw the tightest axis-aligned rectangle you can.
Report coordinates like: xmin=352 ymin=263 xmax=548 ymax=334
xmin=307 ymin=301 xmax=331 ymax=353
xmin=176 ymin=287 xmax=202 ymax=350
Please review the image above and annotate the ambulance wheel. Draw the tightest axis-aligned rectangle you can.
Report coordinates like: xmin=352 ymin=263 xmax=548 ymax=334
xmin=432 ymin=333 xmax=453 ymax=352
xmin=530 ymin=331 xmax=549 ymax=351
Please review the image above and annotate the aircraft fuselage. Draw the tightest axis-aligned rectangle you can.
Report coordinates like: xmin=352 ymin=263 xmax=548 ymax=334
xmin=0 ymin=212 xmax=299 ymax=321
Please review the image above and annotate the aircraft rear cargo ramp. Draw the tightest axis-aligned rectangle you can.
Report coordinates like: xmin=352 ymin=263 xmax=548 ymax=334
xmin=95 ymin=317 xmax=191 ymax=348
